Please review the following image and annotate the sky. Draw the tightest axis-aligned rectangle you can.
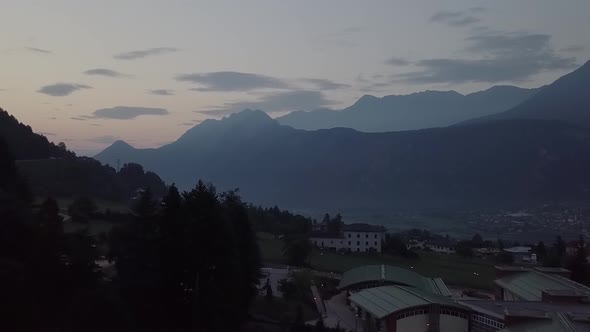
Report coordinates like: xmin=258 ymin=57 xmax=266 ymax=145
xmin=1 ymin=0 xmax=589 ymax=156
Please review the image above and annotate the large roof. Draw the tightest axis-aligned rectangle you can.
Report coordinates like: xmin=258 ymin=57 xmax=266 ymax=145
xmin=495 ymin=270 xmax=590 ymax=301
xmin=342 ymin=223 xmax=387 ymax=232
xmin=338 ymin=264 xmax=451 ymax=296
xmin=349 ymin=285 xmax=460 ymax=319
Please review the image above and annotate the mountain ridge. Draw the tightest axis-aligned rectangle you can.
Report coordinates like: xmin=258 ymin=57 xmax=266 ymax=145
xmin=277 ymin=85 xmax=539 ymax=132
xmin=95 ymin=109 xmax=590 ymax=210
xmin=462 ymin=60 xmax=590 ymax=127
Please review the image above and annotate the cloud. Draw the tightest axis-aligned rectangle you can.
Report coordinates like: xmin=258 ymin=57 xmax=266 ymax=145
xmin=71 ymin=116 xmax=88 ymax=121
xmin=113 ymin=47 xmax=178 ymax=60
xmin=38 ymin=83 xmax=91 ymax=96
xmin=48 ymin=117 xmax=57 ymax=120
xmin=92 ymin=106 xmax=169 ymax=119
xmin=196 ymin=90 xmax=333 ymax=116
xmin=396 ymin=31 xmax=577 ymax=84
xmin=147 ymin=89 xmax=174 ymax=96
xmin=178 ymin=71 xmax=290 ymax=91
xmin=25 ymin=47 xmax=51 ymax=54
xmin=429 ymin=10 xmax=482 ymax=27
xmin=38 ymin=132 xmax=56 ymax=136
xmin=385 ymin=57 xmax=411 ymax=66
xmin=561 ymin=45 xmax=585 ymax=53
xmin=85 ymin=135 xmax=120 ymax=144
xmin=84 ymin=68 xmax=130 ymax=78
xmin=317 ymin=26 xmax=362 ymax=49
xmin=300 ymin=78 xmax=350 ymax=90
xmin=89 ymin=123 xmax=102 ymax=127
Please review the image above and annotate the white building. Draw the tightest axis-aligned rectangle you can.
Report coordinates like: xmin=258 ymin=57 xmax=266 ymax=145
xmin=310 ymin=223 xmax=387 ymax=253
xmin=425 ymin=239 xmax=456 ymax=254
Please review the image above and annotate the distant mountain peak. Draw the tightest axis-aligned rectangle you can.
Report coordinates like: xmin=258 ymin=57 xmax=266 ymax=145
xmin=224 ymin=109 xmax=273 ymax=124
xmin=110 ymin=140 xmax=134 ymax=149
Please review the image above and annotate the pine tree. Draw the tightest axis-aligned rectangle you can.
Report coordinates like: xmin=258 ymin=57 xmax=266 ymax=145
xmin=570 ymin=235 xmax=589 ymax=284
xmin=265 ymin=278 xmax=273 ymax=301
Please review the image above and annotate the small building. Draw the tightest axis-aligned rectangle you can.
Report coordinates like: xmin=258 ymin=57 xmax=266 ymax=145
xmin=425 ymin=239 xmax=456 ymax=254
xmin=310 ymin=223 xmax=387 ymax=253
xmin=349 ymin=285 xmax=470 ymax=332
xmin=503 ymin=246 xmax=535 ymax=263
xmin=338 ymin=264 xmax=451 ymax=297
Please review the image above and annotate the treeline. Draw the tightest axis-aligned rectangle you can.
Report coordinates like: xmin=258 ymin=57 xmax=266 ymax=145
xmin=1 ymin=139 xmax=261 ymax=331
xmin=0 ymin=109 xmax=75 ymax=160
xmin=0 ymin=108 xmax=167 ymax=201
xmin=247 ymin=204 xmax=312 ymax=235
xmin=17 ymin=157 xmax=167 ymax=202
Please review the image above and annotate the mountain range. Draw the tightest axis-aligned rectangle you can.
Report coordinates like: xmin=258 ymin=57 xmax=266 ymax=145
xmin=277 ymin=85 xmax=540 ymax=132
xmin=94 ymin=57 xmax=590 ymax=210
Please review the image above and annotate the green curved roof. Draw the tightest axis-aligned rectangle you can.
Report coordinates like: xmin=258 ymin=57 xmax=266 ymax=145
xmin=349 ymin=285 xmax=460 ymax=319
xmin=338 ymin=264 xmax=451 ymax=296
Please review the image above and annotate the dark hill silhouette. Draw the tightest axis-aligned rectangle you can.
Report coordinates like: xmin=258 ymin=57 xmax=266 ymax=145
xmin=0 ymin=108 xmax=166 ymax=200
xmin=95 ymin=110 xmax=590 ymax=210
xmin=463 ymin=60 xmax=590 ymax=126
xmin=277 ymin=86 xmax=538 ymax=132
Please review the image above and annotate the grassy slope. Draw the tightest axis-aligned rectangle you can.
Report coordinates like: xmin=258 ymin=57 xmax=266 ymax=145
xmin=258 ymin=235 xmax=495 ymax=290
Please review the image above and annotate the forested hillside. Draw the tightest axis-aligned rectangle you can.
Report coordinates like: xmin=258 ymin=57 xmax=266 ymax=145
xmin=0 ymin=108 xmax=167 ymax=200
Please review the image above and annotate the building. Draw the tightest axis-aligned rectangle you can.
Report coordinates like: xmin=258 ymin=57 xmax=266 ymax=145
xmin=425 ymin=239 xmax=456 ymax=254
xmin=493 ymin=266 xmax=590 ymax=301
xmin=461 ymin=300 xmax=590 ymax=332
xmin=349 ymin=285 xmax=470 ymax=332
xmin=503 ymin=246 xmax=535 ymax=264
xmin=310 ymin=223 xmax=387 ymax=253
xmin=338 ymin=264 xmax=451 ymax=297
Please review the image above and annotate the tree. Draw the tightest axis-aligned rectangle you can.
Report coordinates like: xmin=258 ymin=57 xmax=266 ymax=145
xmin=283 ymin=236 xmax=312 ymax=267
xmin=326 ymin=213 xmax=343 ymax=233
xmin=278 ymin=278 xmax=298 ymax=300
xmin=265 ymin=278 xmax=273 ymax=301
xmin=554 ymin=236 xmax=566 ymax=258
xmin=569 ymin=235 xmax=589 ymax=284
xmin=472 ymin=233 xmax=483 ymax=248
xmin=110 ymin=180 xmax=261 ymax=331
xmin=536 ymin=241 xmax=547 ymax=261
xmin=58 ymin=141 xmax=67 ymax=150
xmin=456 ymin=241 xmax=474 ymax=258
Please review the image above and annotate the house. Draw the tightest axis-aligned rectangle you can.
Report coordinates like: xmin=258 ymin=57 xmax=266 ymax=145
xmin=425 ymin=239 xmax=456 ymax=254
xmin=309 ymin=223 xmax=387 ymax=253
xmin=566 ymin=240 xmax=590 ymax=262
